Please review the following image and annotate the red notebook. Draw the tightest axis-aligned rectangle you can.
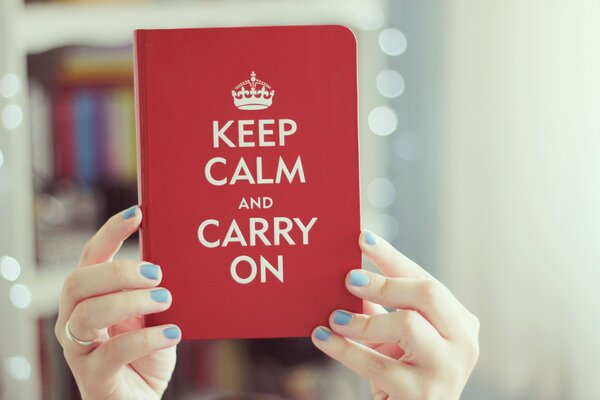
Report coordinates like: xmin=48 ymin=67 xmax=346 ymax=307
xmin=134 ymin=25 xmax=361 ymax=339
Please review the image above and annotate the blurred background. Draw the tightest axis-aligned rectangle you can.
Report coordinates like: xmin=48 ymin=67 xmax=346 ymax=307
xmin=1 ymin=0 xmax=599 ymax=399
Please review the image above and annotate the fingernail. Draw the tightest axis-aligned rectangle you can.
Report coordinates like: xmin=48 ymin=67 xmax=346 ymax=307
xmin=122 ymin=205 xmax=138 ymax=219
xmin=140 ymin=264 xmax=160 ymax=280
xmin=333 ymin=310 xmax=353 ymax=325
xmin=363 ymin=230 xmax=377 ymax=245
xmin=163 ymin=326 xmax=180 ymax=340
xmin=349 ymin=270 xmax=369 ymax=287
xmin=314 ymin=327 xmax=332 ymax=341
xmin=150 ymin=289 xmax=169 ymax=303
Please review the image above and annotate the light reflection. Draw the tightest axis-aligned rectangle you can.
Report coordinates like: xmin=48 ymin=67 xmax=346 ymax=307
xmin=7 ymin=356 xmax=31 ymax=380
xmin=367 ymin=178 xmax=396 ymax=208
xmin=0 ymin=73 xmax=20 ymax=98
xmin=0 ymin=256 xmax=21 ymax=282
xmin=2 ymin=104 xmax=23 ymax=129
xmin=376 ymin=70 xmax=405 ymax=98
xmin=368 ymin=106 xmax=398 ymax=136
xmin=379 ymin=28 xmax=408 ymax=56
xmin=9 ymin=284 xmax=32 ymax=309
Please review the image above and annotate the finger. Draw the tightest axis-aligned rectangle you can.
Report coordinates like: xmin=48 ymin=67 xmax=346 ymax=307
xmin=65 ymin=288 xmax=172 ymax=356
xmin=359 ymin=230 xmax=432 ymax=279
xmin=364 ymin=300 xmax=387 ymax=316
xmin=79 ymin=205 xmax=142 ymax=267
xmin=346 ymin=269 xmax=464 ymax=339
xmin=108 ymin=315 xmax=144 ymax=337
xmin=56 ymin=261 xmax=161 ymax=341
xmin=355 ymin=302 xmax=405 ymax=359
xmin=329 ymin=309 xmax=446 ymax=367
xmin=311 ymin=327 xmax=418 ymax=398
xmin=91 ymin=324 xmax=181 ymax=380
xmin=359 ymin=301 xmax=389 ymax=350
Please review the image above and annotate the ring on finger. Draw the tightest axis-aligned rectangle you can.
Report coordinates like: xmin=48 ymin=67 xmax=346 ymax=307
xmin=65 ymin=319 xmax=99 ymax=347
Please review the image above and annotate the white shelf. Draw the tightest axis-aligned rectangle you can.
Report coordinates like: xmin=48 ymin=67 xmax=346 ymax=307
xmin=17 ymin=0 xmax=385 ymax=54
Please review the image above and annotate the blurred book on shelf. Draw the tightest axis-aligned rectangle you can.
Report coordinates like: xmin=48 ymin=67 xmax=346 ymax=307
xmin=28 ymin=46 xmax=138 ymax=267
xmin=38 ymin=316 xmax=79 ymax=400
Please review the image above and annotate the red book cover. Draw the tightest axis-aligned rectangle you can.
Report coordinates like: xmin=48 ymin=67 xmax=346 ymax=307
xmin=134 ymin=25 xmax=361 ymax=339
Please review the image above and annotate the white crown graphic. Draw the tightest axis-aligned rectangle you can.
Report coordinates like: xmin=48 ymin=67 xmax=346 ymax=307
xmin=231 ymin=71 xmax=275 ymax=110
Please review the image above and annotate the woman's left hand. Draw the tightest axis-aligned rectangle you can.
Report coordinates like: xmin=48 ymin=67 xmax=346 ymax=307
xmin=311 ymin=230 xmax=479 ymax=400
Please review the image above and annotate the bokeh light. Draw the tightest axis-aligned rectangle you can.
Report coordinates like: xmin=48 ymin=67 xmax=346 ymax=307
xmin=2 ymin=104 xmax=23 ymax=129
xmin=0 ymin=73 xmax=20 ymax=98
xmin=367 ymin=178 xmax=396 ymax=208
xmin=6 ymin=356 xmax=31 ymax=380
xmin=376 ymin=70 xmax=405 ymax=98
xmin=0 ymin=256 xmax=21 ymax=282
xmin=368 ymin=106 xmax=398 ymax=136
xmin=378 ymin=28 xmax=408 ymax=56
xmin=9 ymin=284 xmax=32 ymax=309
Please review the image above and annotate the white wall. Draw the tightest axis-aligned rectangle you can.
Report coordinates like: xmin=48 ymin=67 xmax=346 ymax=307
xmin=440 ymin=1 xmax=600 ymax=399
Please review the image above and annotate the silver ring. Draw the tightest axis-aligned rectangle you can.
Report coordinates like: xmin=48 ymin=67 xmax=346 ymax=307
xmin=65 ymin=319 xmax=99 ymax=347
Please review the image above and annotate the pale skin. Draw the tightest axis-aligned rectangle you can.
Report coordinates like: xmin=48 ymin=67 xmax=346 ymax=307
xmin=55 ymin=206 xmax=479 ymax=400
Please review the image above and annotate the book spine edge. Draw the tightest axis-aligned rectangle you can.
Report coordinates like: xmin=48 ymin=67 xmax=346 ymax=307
xmin=133 ymin=31 xmax=150 ymax=326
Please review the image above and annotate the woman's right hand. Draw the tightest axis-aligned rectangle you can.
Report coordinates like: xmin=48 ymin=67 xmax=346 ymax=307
xmin=54 ymin=206 xmax=181 ymax=400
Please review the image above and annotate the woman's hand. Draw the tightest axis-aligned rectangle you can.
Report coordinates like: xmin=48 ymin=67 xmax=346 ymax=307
xmin=311 ymin=230 xmax=479 ymax=400
xmin=54 ymin=206 xmax=181 ymax=400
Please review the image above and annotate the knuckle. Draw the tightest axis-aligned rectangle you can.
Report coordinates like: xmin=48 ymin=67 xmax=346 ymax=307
xmin=138 ymin=329 xmax=153 ymax=350
xmin=54 ymin=320 xmax=63 ymax=342
xmin=367 ymin=355 xmax=387 ymax=376
xmin=333 ymin=338 xmax=355 ymax=364
xmin=110 ymin=260 xmax=129 ymax=282
xmin=466 ymin=337 xmax=480 ymax=364
xmin=80 ymin=239 xmax=95 ymax=263
xmin=377 ymin=277 xmax=393 ymax=304
xmin=461 ymin=311 xmax=480 ymax=362
xmin=362 ymin=314 xmax=375 ymax=337
xmin=395 ymin=311 xmax=417 ymax=351
xmin=121 ymin=291 xmax=137 ymax=316
xmin=420 ymin=280 xmax=442 ymax=307
xmin=72 ymin=301 xmax=94 ymax=331
xmin=471 ymin=312 xmax=481 ymax=332
xmin=62 ymin=272 xmax=80 ymax=300
xmin=335 ymin=339 xmax=349 ymax=359
xmin=397 ymin=310 xmax=417 ymax=333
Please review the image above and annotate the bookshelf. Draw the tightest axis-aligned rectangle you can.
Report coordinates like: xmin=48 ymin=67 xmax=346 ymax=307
xmin=0 ymin=0 xmax=391 ymax=399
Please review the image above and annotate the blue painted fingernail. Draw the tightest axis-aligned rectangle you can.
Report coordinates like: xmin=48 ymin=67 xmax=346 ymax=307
xmin=150 ymin=289 xmax=169 ymax=303
xmin=122 ymin=205 xmax=138 ymax=219
xmin=363 ymin=230 xmax=377 ymax=245
xmin=315 ymin=327 xmax=332 ymax=341
xmin=163 ymin=326 xmax=180 ymax=339
xmin=350 ymin=270 xmax=370 ymax=287
xmin=333 ymin=310 xmax=353 ymax=325
xmin=140 ymin=264 xmax=160 ymax=280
